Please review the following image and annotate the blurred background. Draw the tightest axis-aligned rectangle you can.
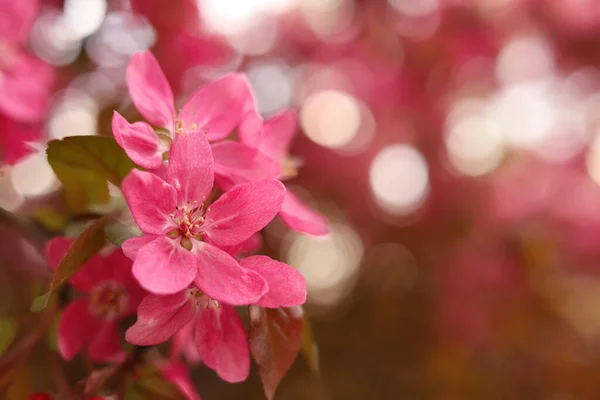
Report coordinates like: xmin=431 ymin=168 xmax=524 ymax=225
xmin=6 ymin=0 xmax=600 ymax=398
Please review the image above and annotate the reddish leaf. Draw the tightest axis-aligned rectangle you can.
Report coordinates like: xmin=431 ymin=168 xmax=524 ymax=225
xmin=31 ymin=216 xmax=110 ymax=312
xmin=249 ymin=306 xmax=303 ymax=400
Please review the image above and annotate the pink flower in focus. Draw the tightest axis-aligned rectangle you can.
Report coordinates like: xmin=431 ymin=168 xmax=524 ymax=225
xmin=239 ymin=109 xmax=328 ymax=236
xmin=45 ymin=237 xmax=145 ymax=363
xmin=126 ymin=256 xmax=306 ymax=382
xmin=112 ymin=51 xmax=279 ymax=184
xmin=120 ymin=129 xmax=285 ymax=301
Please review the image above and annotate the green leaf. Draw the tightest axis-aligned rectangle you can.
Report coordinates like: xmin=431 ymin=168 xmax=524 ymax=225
xmin=47 ymin=135 xmax=137 ymax=212
xmin=126 ymin=364 xmax=183 ymax=400
xmin=104 ymin=220 xmax=141 ymax=246
xmin=249 ymin=306 xmax=303 ymax=400
xmin=0 ymin=317 xmax=17 ymax=357
xmin=31 ymin=216 xmax=110 ymax=312
xmin=301 ymin=313 xmax=320 ymax=373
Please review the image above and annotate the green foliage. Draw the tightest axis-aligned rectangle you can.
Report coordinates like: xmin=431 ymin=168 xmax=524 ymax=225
xmin=125 ymin=364 xmax=184 ymax=400
xmin=47 ymin=135 xmax=137 ymax=212
xmin=104 ymin=219 xmax=141 ymax=247
xmin=0 ymin=317 xmax=17 ymax=357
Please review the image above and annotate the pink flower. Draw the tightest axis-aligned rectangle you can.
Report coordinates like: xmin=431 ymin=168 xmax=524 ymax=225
xmin=45 ymin=237 xmax=145 ymax=363
xmin=120 ymin=129 xmax=285 ymax=302
xmin=0 ymin=0 xmax=54 ymax=123
xmin=0 ymin=116 xmax=40 ymax=165
xmin=112 ymin=51 xmax=278 ymax=184
xmin=126 ymin=256 xmax=306 ymax=382
xmin=239 ymin=109 xmax=328 ymax=236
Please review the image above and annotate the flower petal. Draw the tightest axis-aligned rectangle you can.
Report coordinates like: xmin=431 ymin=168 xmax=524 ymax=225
xmin=132 ymin=236 xmax=198 ymax=295
xmin=193 ymin=242 xmax=268 ymax=305
xmin=170 ymin=320 xmax=202 ymax=365
xmin=221 ymin=233 xmax=262 ymax=257
xmin=0 ymin=63 xmax=52 ymax=123
xmin=45 ymin=236 xmax=74 ymax=270
xmin=195 ymin=304 xmax=250 ymax=383
xmin=0 ymin=0 xmax=38 ymax=44
xmin=57 ymin=299 xmax=100 ymax=360
xmin=239 ymin=256 xmax=307 ymax=308
xmin=0 ymin=116 xmax=40 ymax=165
xmin=122 ymin=235 xmax=157 ymax=260
xmin=101 ymin=249 xmax=145 ymax=314
xmin=88 ymin=321 xmax=126 ymax=363
xmin=112 ymin=111 xmax=165 ymax=169
xmin=211 ymin=141 xmax=281 ymax=190
xmin=279 ymin=191 xmax=328 ymax=236
xmin=126 ymin=291 xmax=196 ymax=346
xmin=127 ymin=51 xmax=175 ymax=130
xmin=166 ymin=130 xmax=214 ymax=204
xmin=203 ymin=180 xmax=285 ymax=247
xmin=239 ymin=109 xmax=297 ymax=161
xmin=180 ymin=73 xmax=255 ymax=141
xmin=122 ymin=169 xmax=177 ymax=235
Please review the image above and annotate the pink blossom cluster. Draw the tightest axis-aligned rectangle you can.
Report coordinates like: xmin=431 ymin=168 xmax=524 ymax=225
xmin=46 ymin=50 xmax=327 ymax=396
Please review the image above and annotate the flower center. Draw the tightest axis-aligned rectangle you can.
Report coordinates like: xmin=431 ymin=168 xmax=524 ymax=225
xmin=169 ymin=202 xmax=206 ymax=249
xmin=89 ymin=281 xmax=128 ymax=320
xmin=281 ymin=156 xmax=302 ymax=181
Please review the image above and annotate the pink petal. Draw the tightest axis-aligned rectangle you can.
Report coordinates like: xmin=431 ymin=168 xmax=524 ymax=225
xmin=101 ymin=250 xmax=145 ymax=314
xmin=166 ymin=130 xmax=214 ymax=204
xmin=88 ymin=321 xmax=126 ymax=363
xmin=160 ymin=361 xmax=203 ymax=400
xmin=122 ymin=235 xmax=157 ymax=260
xmin=0 ymin=0 xmax=39 ymax=44
xmin=211 ymin=141 xmax=281 ymax=190
xmin=57 ymin=299 xmax=101 ymax=360
xmin=180 ymin=74 xmax=255 ymax=141
xmin=203 ymin=180 xmax=285 ymax=247
xmin=45 ymin=236 xmax=74 ymax=270
xmin=0 ymin=113 xmax=41 ymax=165
xmin=127 ymin=51 xmax=175 ymax=130
xmin=170 ymin=320 xmax=202 ymax=365
xmin=239 ymin=109 xmax=297 ymax=161
xmin=45 ymin=236 xmax=105 ymax=293
xmin=99 ymin=249 xmax=134 ymax=283
xmin=126 ymin=291 xmax=196 ymax=346
xmin=239 ymin=256 xmax=307 ymax=308
xmin=112 ymin=111 xmax=165 ymax=170
xmin=237 ymin=110 xmax=263 ymax=147
xmin=221 ymin=233 xmax=262 ymax=257
xmin=193 ymin=242 xmax=268 ymax=305
xmin=195 ymin=304 xmax=250 ymax=383
xmin=122 ymin=169 xmax=177 ymax=235
xmin=132 ymin=236 xmax=198 ymax=295
xmin=279 ymin=191 xmax=328 ymax=236
xmin=0 ymin=67 xmax=52 ymax=123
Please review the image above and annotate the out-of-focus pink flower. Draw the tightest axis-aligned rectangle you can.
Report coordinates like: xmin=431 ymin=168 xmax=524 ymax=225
xmin=45 ymin=237 xmax=145 ymax=363
xmin=0 ymin=0 xmax=53 ymax=165
xmin=112 ymin=51 xmax=278 ymax=184
xmin=238 ymin=109 xmax=328 ymax=236
xmin=0 ymin=116 xmax=40 ymax=165
xmin=120 ymin=130 xmax=285 ymax=301
xmin=126 ymin=256 xmax=305 ymax=382
xmin=158 ymin=360 xmax=202 ymax=400
xmin=0 ymin=0 xmax=54 ymax=123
